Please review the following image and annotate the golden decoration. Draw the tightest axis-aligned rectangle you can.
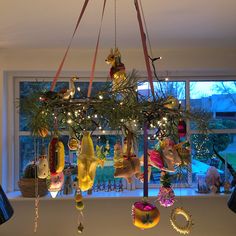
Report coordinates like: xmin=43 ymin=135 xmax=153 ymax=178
xmin=170 ymin=207 xmax=193 ymax=235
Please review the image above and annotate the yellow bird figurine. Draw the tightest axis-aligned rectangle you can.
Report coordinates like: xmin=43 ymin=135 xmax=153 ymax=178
xmin=77 ymin=132 xmax=98 ymax=191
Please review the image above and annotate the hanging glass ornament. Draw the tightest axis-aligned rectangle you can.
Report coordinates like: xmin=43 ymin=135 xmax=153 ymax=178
xmin=37 ymin=155 xmax=49 ymax=179
xmin=47 ymin=172 xmax=64 ymax=198
xmin=178 ymin=120 xmax=187 ymax=139
xmin=48 ymin=136 xmax=65 ymax=175
xmin=77 ymin=132 xmax=98 ymax=191
xmin=163 ymin=96 xmax=179 ymax=109
xmin=38 ymin=127 xmax=49 ymax=138
xmin=68 ymin=137 xmax=79 ymax=151
xmin=132 ymin=200 xmax=160 ymax=230
xmin=75 ymin=189 xmax=84 ymax=233
xmin=157 ymin=186 xmax=175 ymax=207
xmin=113 ymin=141 xmax=123 ymax=168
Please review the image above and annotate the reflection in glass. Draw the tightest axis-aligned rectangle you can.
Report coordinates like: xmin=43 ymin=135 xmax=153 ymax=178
xmin=190 ymin=81 xmax=236 ymax=129
xmin=191 ymin=133 xmax=236 ymax=185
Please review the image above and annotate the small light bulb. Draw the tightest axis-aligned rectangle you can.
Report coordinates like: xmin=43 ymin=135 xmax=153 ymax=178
xmin=99 ymin=95 xmax=103 ymax=100
xmin=120 ymin=119 xmax=124 ymax=122
xmin=102 ymin=130 xmax=106 ymax=134
xmin=67 ymin=119 xmax=73 ymax=124
xmin=99 ymin=126 xmax=102 ymax=130
xmin=165 ymin=77 xmax=169 ymax=81
xmin=94 ymin=114 xmax=98 ymax=118
xmin=77 ymin=86 xmax=81 ymax=92
xmin=87 ymin=115 xmax=91 ymax=119
xmin=68 ymin=112 xmax=71 ymax=116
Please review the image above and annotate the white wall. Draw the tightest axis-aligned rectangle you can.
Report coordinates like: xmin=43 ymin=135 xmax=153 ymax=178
xmin=0 ymin=196 xmax=235 ymax=236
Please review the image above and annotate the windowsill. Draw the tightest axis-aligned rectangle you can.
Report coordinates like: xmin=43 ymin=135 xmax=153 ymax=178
xmin=7 ymin=188 xmax=231 ymax=201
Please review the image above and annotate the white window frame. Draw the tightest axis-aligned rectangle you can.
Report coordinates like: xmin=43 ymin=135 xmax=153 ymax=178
xmin=3 ymin=70 xmax=236 ymax=192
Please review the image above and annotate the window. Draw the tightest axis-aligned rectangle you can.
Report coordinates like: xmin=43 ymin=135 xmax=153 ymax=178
xmin=11 ymin=72 xmax=236 ymax=191
xmin=189 ymin=81 xmax=236 ymax=185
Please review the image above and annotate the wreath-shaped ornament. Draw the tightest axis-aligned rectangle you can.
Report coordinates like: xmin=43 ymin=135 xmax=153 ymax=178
xmin=170 ymin=207 xmax=193 ymax=235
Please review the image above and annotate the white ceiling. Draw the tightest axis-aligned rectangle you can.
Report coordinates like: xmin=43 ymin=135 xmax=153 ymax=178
xmin=0 ymin=0 xmax=236 ymax=49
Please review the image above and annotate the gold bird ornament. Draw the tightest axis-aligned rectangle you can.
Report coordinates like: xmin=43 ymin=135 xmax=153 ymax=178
xmin=77 ymin=132 xmax=98 ymax=191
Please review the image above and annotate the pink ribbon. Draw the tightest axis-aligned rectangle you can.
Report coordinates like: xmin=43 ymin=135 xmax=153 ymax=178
xmin=50 ymin=0 xmax=90 ymax=91
xmin=87 ymin=0 xmax=107 ymax=98
xmin=134 ymin=0 xmax=155 ymax=97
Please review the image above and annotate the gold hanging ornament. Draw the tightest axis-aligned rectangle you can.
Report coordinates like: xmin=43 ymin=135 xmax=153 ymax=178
xmin=77 ymin=132 xmax=98 ymax=191
xmin=68 ymin=137 xmax=79 ymax=151
xmin=170 ymin=207 xmax=193 ymax=235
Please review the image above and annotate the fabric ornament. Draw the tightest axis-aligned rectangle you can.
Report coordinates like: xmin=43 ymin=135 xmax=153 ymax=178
xmin=114 ymin=156 xmax=140 ymax=183
xmin=149 ymin=149 xmax=164 ymax=170
xmin=160 ymin=138 xmax=181 ymax=172
xmin=77 ymin=132 xmax=98 ymax=191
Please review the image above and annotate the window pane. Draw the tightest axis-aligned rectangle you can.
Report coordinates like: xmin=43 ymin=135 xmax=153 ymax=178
xmin=138 ymin=81 xmax=186 ymax=107
xmin=19 ymin=81 xmax=69 ymax=131
xmin=190 ymin=81 xmax=236 ymax=129
xmin=92 ymin=135 xmax=122 ymax=185
xmin=74 ymin=81 xmax=111 ymax=98
xmin=19 ymin=135 xmax=69 ymax=178
xmin=191 ymin=133 xmax=236 ymax=186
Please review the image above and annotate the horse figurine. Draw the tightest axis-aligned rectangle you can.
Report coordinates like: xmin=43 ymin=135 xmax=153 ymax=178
xmin=105 ymin=48 xmax=126 ymax=90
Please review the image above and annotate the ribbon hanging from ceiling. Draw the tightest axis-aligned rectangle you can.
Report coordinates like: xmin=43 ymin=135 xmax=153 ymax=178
xmin=87 ymin=0 xmax=107 ymax=98
xmin=50 ymin=0 xmax=90 ymax=92
xmin=134 ymin=0 xmax=155 ymax=198
xmin=134 ymin=0 xmax=155 ymax=98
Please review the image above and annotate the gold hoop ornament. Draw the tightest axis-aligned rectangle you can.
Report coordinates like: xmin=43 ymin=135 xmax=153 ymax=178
xmin=170 ymin=207 xmax=193 ymax=235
